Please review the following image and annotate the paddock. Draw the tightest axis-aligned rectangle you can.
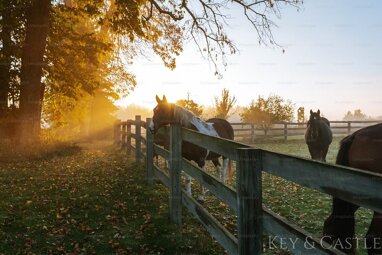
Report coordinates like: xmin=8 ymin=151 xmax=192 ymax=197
xmin=231 ymin=120 xmax=381 ymax=142
xmin=114 ymin=116 xmax=382 ymax=255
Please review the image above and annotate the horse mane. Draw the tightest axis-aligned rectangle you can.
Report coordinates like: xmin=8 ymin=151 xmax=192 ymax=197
xmin=172 ymin=104 xmax=199 ymax=129
xmin=172 ymin=104 xmax=219 ymax=136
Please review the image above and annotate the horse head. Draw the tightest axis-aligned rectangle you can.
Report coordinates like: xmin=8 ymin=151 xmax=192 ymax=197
xmin=307 ymin=109 xmax=322 ymax=140
xmin=149 ymin=95 xmax=173 ymax=134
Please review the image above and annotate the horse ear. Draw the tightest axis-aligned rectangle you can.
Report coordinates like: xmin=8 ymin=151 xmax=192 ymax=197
xmin=317 ymin=109 xmax=320 ymax=115
xmin=156 ymin=95 xmax=161 ymax=103
xmin=162 ymin=95 xmax=168 ymax=103
xmin=310 ymin=110 xmax=313 ymax=115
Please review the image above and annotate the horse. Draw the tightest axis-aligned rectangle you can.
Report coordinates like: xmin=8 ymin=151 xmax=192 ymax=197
xmin=149 ymin=95 xmax=234 ymax=201
xmin=323 ymin=123 xmax=382 ymax=254
xmin=305 ymin=109 xmax=333 ymax=162
xmin=154 ymin=120 xmax=234 ymax=181
xmin=204 ymin=118 xmax=234 ymax=181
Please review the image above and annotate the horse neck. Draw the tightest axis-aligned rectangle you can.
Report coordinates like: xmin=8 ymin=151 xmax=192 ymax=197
xmin=172 ymin=105 xmax=219 ymax=136
xmin=172 ymin=104 xmax=198 ymax=129
xmin=314 ymin=120 xmax=331 ymax=138
xmin=318 ymin=119 xmax=328 ymax=131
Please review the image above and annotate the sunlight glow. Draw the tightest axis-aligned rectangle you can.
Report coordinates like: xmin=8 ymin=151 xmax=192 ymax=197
xmin=116 ymin=0 xmax=382 ymax=121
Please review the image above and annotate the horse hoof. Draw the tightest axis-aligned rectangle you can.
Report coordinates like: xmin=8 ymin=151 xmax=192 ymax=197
xmin=197 ymin=196 xmax=205 ymax=204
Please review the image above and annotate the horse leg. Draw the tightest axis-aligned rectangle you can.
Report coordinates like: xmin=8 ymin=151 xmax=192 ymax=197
xmin=323 ymin=198 xmax=358 ymax=254
xmin=197 ymin=162 xmax=207 ymax=203
xmin=308 ymin=144 xmax=319 ymax=160
xmin=222 ymin=157 xmax=229 ymax=184
xmin=322 ymin=145 xmax=329 ymax=162
xmin=154 ymin=154 xmax=159 ymax=165
xmin=212 ymin=158 xmax=222 ymax=181
xmin=227 ymin=159 xmax=234 ymax=183
xmin=185 ymin=175 xmax=192 ymax=196
xmin=366 ymin=212 xmax=382 ymax=255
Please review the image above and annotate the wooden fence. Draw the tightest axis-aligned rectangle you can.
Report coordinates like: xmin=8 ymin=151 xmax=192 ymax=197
xmin=113 ymin=115 xmax=147 ymax=163
xmin=114 ymin=116 xmax=382 ymax=255
xmin=232 ymin=120 xmax=381 ymax=141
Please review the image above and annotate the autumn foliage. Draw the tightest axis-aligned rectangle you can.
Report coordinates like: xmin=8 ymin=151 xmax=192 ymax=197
xmin=240 ymin=94 xmax=295 ymax=130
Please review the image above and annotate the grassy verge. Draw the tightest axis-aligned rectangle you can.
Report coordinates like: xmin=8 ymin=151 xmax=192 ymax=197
xmin=0 ymin=142 xmax=224 ymax=255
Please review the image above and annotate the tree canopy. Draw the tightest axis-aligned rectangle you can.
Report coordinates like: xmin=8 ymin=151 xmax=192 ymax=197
xmin=297 ymin=107 xmax=305 ymax=123
xmin=343 ymin=109 xmax=368 ymax=121
xmin=214 ymin=88 xmax=237 ymax=119
xmin=42 ymin=4 xmax=134 ymax=138
xmin=176 ymin=94 xmax=203 ymax=117
xmin=240 ymin=94 xmax=295 ymax=129
xmin=0 ymin=0 xmax=303 ymax=142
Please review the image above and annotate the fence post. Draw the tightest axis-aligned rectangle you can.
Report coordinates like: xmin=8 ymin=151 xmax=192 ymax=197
xmin=169 ymin=123 xmax=182 ymax=224
xmin=126 ymin=121 xmax=132 ymax=155
xmin=251 ymin=123 xmax=255 ymax=143
xmin=135 ymin=115 xmax=141 ymax=163
xmin=237 ymin=148 xmax=263 ymax=255
xmin=284 ymin=123 xmax=288 ymax=142
xmin=121 ymin=123 xmax=126 ymax=148
xmin=146 ymin=118 xmax=154 ymax=184
xmin=114 ymin=119 xmax=121 ymax=145
xmin=347 ymin=121 xmax=351 ymax=134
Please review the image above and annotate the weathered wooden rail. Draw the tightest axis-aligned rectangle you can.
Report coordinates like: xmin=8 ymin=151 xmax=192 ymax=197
xmin=232 ymin=120 xmax=381 ymax=141
xmin=114 ymin=115 xmax=147 ymax=163
xmin=114 ymin=115 xmax=382 ymax=255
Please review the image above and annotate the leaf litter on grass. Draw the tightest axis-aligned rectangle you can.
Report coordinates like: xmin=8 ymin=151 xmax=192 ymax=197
xmin=0 ymin=138 xmax=374 ymax=255
xmin=0 ymin=141 xmax=224 ymax=255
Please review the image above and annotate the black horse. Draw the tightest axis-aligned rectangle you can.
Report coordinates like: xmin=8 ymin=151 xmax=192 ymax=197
xmin=305 ymin=109 xmax=332 ymax=162
xmin=323 ymin=123 xmax=382 ymax=254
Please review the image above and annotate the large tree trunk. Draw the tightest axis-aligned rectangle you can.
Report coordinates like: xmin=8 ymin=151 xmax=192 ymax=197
xmin=19 ymin=0 xmax=51 ymax=142
xmin=0 ymin=1 xmax=12 ymax=115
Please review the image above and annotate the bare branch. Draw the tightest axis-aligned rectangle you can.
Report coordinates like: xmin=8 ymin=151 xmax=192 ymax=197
xmin=149 ymin=0 xmax=184 ymax=21
xmin=130 ymin=0 xmax=303 ymax=76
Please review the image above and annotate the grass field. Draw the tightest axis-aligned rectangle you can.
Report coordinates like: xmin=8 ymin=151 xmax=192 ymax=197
xmin=0 ymin=142 xmax=225 ymax=255
xmin=0 ymin=138 xmax=375 ymax=255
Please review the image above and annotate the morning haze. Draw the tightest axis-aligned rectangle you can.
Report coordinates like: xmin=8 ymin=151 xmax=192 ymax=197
xmin=117 ymin=0 xmax=382 ymax=121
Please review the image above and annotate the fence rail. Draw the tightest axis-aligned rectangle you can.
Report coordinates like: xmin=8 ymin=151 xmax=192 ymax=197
xmin=114 ymin=116 xmax=382 ymax=255
xmin=231 ymin=120 xmax=381 ymax=141
xmin=113 ymin=115 xmax=147 ymax=163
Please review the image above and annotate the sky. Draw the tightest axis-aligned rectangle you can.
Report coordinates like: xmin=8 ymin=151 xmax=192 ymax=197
xmin=116 ymin=0 xmax=382 ymax=120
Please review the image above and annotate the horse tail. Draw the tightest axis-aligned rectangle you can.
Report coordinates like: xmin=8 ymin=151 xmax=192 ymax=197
xmin=336 ymin=133 xmax=356 ymax=166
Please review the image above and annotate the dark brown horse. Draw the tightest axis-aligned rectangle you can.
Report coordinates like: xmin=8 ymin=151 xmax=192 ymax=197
xmin=323 ymin=123 xmax=382 ymax=254
xmin=305 ymin=109 xmax=332 ymax=162
xmin=149 ymin=95 xmax=234 ymax=201
xmin=205 ymin=118 xmax=234 ymax=181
